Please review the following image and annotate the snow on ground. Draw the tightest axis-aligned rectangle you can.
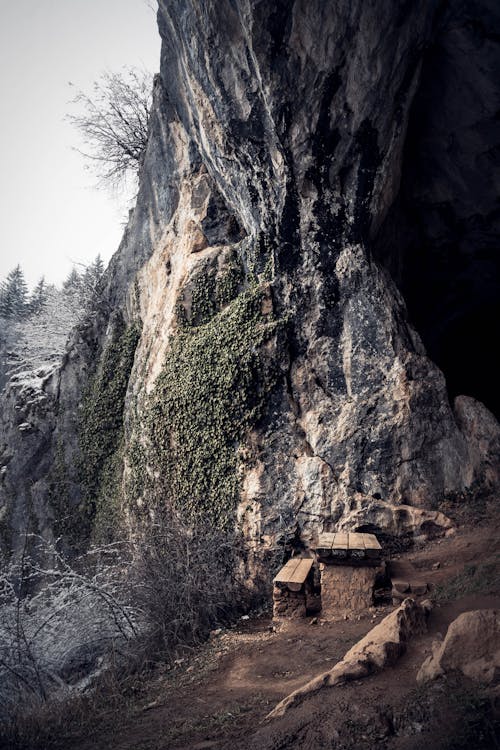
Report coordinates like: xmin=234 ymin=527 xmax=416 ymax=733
xmin=0 ymin=540 xmax=141 ymax=719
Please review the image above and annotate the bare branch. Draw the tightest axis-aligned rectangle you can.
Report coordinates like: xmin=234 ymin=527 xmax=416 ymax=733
xmin=67 ymin=68 xmax=154 ymax=189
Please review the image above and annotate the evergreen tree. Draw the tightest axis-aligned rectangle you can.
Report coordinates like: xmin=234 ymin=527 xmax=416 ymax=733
xmin=78 ymin=254 xmax=105 ymax=308
xmin=93 ymin=254 xmax=105 ymax=277
xmin=62 ymin=267 xmax=81 ymax=295
xmin=28 ymin=277 xmax=48 ymax=315
xmin=0 ymin=265 xmax=29 ymax=319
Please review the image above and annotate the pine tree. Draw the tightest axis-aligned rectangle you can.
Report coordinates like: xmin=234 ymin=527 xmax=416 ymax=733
xmin=0 ymin=265 xmax=29 ymax=319
xmin=0 ymin=280 xmax=8 ymax=319
xmin=28 ymin=277 xmax=48 ymax=315
xmin=78 ymin=255 xmax=105 ymax=309
xmin=63 ymin=267 xmax=81 ymax=295
xmin=93 ymin=254 xmax=105 ymax=277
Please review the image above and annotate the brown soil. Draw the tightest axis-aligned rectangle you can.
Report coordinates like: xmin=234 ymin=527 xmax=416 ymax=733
xmin=63 ymin=520 xmax=500 ymax=750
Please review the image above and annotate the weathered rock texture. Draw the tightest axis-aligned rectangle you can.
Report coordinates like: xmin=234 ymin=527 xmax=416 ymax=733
xmin=272 ymin=583 xmax=307 ymax=621
xmin=319 ymin=563 xmax=382 ymax=620
xmin=417 ymin=609 xmax=500 ymax=686
xmin=337 ymin=498 xmax=456 ymax=540
xmin=268 ymin=597 xmax=430 ymax=720
xmin=1 ymin=1 xmax=499 ymax=557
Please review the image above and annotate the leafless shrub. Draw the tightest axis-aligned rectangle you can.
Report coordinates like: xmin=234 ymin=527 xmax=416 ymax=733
xmin=0 ymin=534 xmax=140 ymax=723
xmin=67 ymin=67 xmax=153 ymax=188
xmin=130 ymin=509 xmax=255 ymax=660
xmin=0 ymin=510 xmax=269 ymax=747
xmin=0 ymin=662 xmax=144 ymax=750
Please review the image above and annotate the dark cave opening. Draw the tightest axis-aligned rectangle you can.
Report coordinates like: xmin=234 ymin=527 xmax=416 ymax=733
xmin=436 ymin=304 xmax=500 ymax=418
xmin=429 ymin=302 xmax=500 ymax=418
xmin=374 ymin=201 xmax=500 ymax=419
xmin=374 ymin=3 xmax=500 ymax=420
xmin=390 ymin=223 xmax=500 ymax=419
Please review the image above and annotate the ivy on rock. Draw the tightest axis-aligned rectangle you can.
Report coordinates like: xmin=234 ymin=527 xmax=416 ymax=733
xmin=78 ymin=315 xmax=141 ymax=539
xmin=146 ymin=281 xmax=281 ymax=528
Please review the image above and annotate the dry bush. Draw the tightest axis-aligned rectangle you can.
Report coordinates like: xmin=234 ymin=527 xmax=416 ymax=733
xmin=0 ymin=511 xmax=268 ymax=748
xmin=0 ymin=659 xmax=155 ymax=750
xmin=0 ymin=536 xmax=140 ymax=721
xmin=129 ymin=509 xmax=257 ymax=660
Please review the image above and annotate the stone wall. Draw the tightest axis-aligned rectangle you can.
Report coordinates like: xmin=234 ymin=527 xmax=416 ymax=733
xmin=273 ymin=583 xmax=307 ymax=621
xmin=319 ymin=564 xmax=382 ymax=620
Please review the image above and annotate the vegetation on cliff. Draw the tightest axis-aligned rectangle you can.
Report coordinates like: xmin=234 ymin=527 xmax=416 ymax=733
xmin=78 ymin=316 xmax=141 ymax=539
xmin=142 ymin=272 xmax=282 ymax=528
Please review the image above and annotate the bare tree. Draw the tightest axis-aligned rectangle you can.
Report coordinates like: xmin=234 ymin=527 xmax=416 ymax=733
xmin=0 ymin=534 xmax=140 ymax=720
xmin=131 ymin=510 xmax=250 ymax=657
xmin=68 ymin=68 xmax=153 ymax=187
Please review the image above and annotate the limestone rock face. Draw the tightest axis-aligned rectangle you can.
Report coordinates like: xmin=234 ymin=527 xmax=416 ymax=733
xmin=151 ymin=0 xmax=499 ymax=544
xmin=417 ymin=609 xmax=500 ymax=686
xmin=0 ymin=366 xmax=60 ymax=555
xmin=338 ymin=497 xmax=456 ymax=540
xmin=0 ymin=79 xmax=187 ymax=557
xmin=1 ymin=2 xmax=499 ymax=556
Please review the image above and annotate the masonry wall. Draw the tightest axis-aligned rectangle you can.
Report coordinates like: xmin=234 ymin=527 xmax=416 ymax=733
xmin=320 ymin=564 xmax=381 ymax=619
xmin=272 ymin=584 xmax=306 ymax=620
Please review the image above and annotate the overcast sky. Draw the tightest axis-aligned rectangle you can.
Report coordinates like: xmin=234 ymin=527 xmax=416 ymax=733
xmin=0 ymin=0 xmax=160 ymax=289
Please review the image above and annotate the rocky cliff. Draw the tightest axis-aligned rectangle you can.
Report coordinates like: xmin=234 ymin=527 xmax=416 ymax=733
xmin=1 ymin=0 xmax=499 ymax=560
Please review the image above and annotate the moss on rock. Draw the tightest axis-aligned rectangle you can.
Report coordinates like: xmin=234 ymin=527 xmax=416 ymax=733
xmin=78 ymin=315 xmax=141 ymax=539
xmin=176 ymin=250 xmax=245 ymax=329
xmin=146 ymin=282 xmax=281 ymax=528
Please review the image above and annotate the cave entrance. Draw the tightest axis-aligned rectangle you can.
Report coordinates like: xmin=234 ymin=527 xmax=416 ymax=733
xmin=373 ymin=12 xmax=500 ymax=421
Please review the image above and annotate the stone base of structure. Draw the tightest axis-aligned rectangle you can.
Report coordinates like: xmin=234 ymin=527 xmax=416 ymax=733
xmin=319 ymin=563 xmax=382 ymax=619
xmin=272 ymin=584 xmax=307 ymax=620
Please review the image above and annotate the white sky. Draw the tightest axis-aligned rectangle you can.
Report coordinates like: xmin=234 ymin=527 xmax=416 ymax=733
xmin=0 ymin=0 xmax=161 ymax=289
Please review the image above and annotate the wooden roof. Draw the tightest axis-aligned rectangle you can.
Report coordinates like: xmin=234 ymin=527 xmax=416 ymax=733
xmin=313 ymin=531 xmax=382 ymax=562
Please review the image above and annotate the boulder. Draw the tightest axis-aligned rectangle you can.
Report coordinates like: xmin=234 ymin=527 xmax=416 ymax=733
xmin=417 ymin=609 xmax=500 ymax=686
xmin=340 ymin=496 xmax=455 ymax=539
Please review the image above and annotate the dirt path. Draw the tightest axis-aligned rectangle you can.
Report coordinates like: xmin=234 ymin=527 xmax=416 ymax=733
xmin=67 ymin=520 xmax=499 ymax=750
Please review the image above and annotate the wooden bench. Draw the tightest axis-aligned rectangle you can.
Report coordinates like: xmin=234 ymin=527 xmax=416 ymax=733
xmin=273 ymin=557 xmax=314 ymax=592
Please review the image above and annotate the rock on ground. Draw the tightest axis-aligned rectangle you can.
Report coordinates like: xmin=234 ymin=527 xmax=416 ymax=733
xmin=417 ymin=609 xmax=500 ymax=686
xmin=268 ymin=597 xmax=431 ymax=719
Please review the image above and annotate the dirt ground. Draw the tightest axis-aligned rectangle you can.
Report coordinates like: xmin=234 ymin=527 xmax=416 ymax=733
xmin=59 ymin=520 xmax=500 ymax=750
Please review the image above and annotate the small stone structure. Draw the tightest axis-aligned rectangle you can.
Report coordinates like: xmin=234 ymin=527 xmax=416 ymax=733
xmin=313 ymin=531 xmax=383 ymax=620
xmin=273 ymin=532 xmax=384 ymax=621
xmin=319 ymin=563 xmax=381 ymax=617
xmin=388 ymin=559 xmax=430 ymax=605
xmin=273 ymin=558 xmax=314 ymax=620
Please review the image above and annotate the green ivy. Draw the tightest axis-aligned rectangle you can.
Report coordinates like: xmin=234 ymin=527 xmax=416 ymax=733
xmin=176 ymin=250 xmax=245 ymax=329
xmin=78 ymin=316 xmax=141 ymax=539
xmin=145 ymin=282 xmax=280 ymax=528
xmin=48 ymin=440 xmax=75 ymax=541
xmin=215 ymin=252 xmax=245 ymax=309
xmin=124 ymin=432 xmax=155 ymax=516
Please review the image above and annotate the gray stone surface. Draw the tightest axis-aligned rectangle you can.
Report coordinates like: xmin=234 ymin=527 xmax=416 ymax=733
xmin=1 ymin=1 xmax=499 ymax=559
